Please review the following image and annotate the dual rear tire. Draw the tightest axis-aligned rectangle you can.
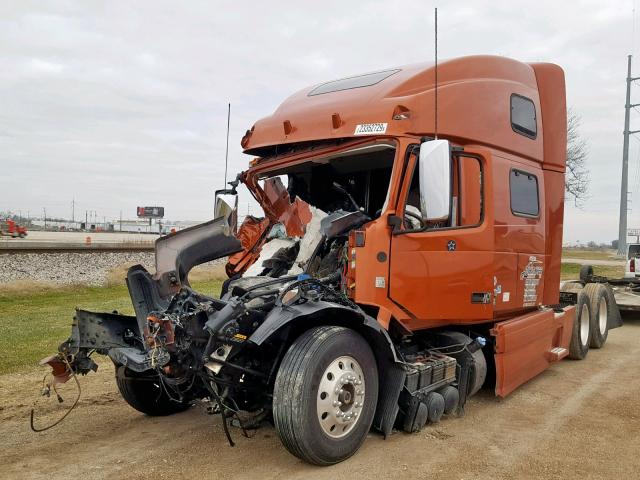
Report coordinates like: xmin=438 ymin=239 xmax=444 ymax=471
xmin=566 ymin=282 xmax=611 ymax=360
xmin=568 ymin=291 xmax=591 ymax=359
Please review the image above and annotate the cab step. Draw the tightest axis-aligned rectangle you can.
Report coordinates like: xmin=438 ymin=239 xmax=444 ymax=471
xmin=546 ymin=347 xmax=569 ymax=362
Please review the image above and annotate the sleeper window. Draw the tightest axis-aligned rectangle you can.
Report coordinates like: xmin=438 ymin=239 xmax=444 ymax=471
xmin=510 ymin=169 xmax=539 ymax=217
xmin=511 ymin=94 xmax=537 ymax=139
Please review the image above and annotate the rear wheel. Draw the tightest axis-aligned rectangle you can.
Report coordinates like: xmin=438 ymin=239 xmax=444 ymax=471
xmin=568 ymin=292 xmax=591 ymax=360
xmin=115 ymin=366 xmax=191 ymax=416
xmin=579 ymin=264 xmax=594 ymax=283
xmin=273 ymin=326 xmax=378 ymax=465
xmin=583 ymin=283 xmax=610 ymax=348
xmin=436 ymin=331 xmax=486 ymax=396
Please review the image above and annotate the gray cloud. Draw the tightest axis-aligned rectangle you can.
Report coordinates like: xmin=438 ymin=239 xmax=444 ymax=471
xmin=0 ymin=0 xmax=636 ymax=242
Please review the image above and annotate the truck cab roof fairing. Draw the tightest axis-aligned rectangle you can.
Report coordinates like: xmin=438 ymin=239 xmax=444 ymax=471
xmin=242 ymin=55 xmax=565 ymax=170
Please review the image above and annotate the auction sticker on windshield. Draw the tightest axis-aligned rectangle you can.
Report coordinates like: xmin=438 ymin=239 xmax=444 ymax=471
xmin=354 ymin=123 xmax=387 ymax=135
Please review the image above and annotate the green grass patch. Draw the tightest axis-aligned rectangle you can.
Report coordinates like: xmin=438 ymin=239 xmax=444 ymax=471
xmin=561 ymin=262 xmax=624 ymax=280
xmin=0 ymin=279 xmax=223 ymax=375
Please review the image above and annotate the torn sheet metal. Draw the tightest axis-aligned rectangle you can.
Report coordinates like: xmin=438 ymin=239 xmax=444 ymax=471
xmin=226 ymin=177 xmax=314 ymax=277
xmin=226 ymin=216 xmax=271 ymax=277
xmin=262 ymin=177 xmax=312 ymax=237
xmin=39 ymin=355 xmax=72 ymax=386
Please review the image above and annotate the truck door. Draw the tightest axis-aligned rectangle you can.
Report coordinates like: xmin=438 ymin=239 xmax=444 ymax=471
xmin=388 ymin=144 xmax=494 ymax=330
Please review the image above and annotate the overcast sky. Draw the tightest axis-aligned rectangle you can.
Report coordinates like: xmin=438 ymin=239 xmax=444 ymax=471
xmin=1 ymin=0 xmax=638 ymax=242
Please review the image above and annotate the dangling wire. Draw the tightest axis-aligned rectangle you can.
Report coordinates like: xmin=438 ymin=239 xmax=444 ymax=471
xmin=199 ymin=373 xmax=235 ymax=447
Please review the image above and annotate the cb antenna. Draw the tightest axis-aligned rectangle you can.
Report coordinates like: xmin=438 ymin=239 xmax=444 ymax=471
xmin=434 ymin=7 xmax=438 ymax=139
xmin=224 ymin=102 xmax=231 ymax=188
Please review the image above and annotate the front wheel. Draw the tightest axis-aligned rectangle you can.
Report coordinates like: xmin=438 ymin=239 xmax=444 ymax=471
xmin=115 ymin=366 xmax=191 ymax=416
xmin=273 ymin=326 xmax=378 ymax=465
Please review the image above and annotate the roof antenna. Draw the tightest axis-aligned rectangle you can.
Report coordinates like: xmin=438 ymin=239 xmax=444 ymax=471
xmin=434 ymin=7 xmax=438 ymax=140
xmin=224 ymin=102 xmax=231 ymax=188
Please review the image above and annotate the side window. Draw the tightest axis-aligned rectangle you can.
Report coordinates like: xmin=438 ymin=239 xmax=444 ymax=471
xmin=510 ymin=169 xmax=539 ymax=217
xmin=511 ymin=94 xmax=537 ymax=139
xmin=457 ymin=156 xmax=482 ymax=226
xmin=402 ymin=154 xmax=483 ymax=230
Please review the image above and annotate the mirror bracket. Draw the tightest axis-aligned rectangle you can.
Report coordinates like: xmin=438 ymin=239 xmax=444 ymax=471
xmin=387 ymin=214 xmax=402 ymax=233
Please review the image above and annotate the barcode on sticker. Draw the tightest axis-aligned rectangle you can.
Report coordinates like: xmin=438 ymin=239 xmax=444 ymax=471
xmin=354 ymin=123 xmax=387 ymax=135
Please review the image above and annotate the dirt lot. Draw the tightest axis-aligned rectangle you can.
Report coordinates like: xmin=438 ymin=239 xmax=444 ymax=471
xmin=2 ymin=319 xmax=639 ymax=480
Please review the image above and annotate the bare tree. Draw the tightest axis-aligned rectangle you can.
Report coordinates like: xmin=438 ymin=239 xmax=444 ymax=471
xmin=565 ymin=109 xmax=590 ymax=206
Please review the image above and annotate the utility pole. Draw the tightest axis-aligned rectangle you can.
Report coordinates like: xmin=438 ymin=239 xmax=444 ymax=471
xmin=71 ymin=198 xmax=75 ymax=224
xmin=43 ymin=207 xmax=47 ymax=230
xmin=618 ymin=55 xmax=640 ymax=255
xmin=119 ymin=210 xmax=122 ymax=232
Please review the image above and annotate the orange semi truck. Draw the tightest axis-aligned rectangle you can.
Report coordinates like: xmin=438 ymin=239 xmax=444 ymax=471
xmin=43 ymin=55 xmax=621 ymax=464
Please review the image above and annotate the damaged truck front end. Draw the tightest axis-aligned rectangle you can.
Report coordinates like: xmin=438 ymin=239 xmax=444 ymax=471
xmin=46 ymin=140 xmax=408 ymax=463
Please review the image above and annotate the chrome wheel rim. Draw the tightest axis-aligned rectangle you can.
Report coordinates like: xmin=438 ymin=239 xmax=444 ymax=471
xmin=580 ymin=303 xmax=590 ymax=345
xmin=316 ymin=355 xmax=365 ymax=438
xmin=599 ymin=299 xmax=608 ymax=335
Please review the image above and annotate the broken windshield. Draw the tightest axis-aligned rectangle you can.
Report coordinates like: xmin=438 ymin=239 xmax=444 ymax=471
xmin=255 ymin=142 xmax=396 ymax=221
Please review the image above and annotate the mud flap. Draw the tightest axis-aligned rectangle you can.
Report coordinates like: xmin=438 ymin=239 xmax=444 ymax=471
xmin=602 ymin=284 xmax=623 ymax=330
xmin=372 ymin=363 xmax=406 ymax=438
xmin=492 ymin=306 xmax=574 ymax=397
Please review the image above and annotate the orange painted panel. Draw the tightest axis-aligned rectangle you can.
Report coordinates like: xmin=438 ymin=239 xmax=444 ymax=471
xmin=516 ymin=253 xmax=546 ymax=309
xmin=493 ymin=306 xmax=574 ymax=397
xmin=389 ymin=227 xmax=494 ymax=329
xmin=492 ymin=252 xmax=518 ymax=315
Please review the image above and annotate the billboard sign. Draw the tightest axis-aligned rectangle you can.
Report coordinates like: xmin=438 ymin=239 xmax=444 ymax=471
xmin=137 ymin=206 xmax=164 ymax=218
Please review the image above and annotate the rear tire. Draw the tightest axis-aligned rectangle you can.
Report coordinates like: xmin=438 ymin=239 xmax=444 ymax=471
xmin=568 ymin=292 xmax=591 ymax=360
xmin=435 ymin=331 xmax=486 ymax=396
xmin=579 ymin=264 xmax=594 ymax=283
xmin=583 ymin=283 xmax=610 ymax=348
xmin=115 ymin=366 xmax=190 ymax=416
xmin=273 ymin=326 xmax=378 ymax=465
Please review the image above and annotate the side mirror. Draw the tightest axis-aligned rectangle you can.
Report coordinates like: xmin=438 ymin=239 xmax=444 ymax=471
xmin=214 ymin=190 xmax=238 ymax=234
xmin=418 ymin=139 xmax=451 ymax=222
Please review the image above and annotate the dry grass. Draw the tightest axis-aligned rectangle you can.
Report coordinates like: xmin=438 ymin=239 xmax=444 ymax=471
xmin=0 ymin=279 xmax=89 ymax=296
xmin=562 ymin=248 xmax=620 ymax=261
xmin=105 ymin=260 xmax=228 ymax=287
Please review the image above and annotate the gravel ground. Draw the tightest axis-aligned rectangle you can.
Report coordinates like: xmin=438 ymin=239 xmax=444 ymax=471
xmin=0 ymin=252 xmax=155 ymax=286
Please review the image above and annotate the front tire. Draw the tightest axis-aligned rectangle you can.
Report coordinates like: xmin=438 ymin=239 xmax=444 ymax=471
xmin=115 ymin=366 xmax=191 ymax=416
xmin=273 ymin=326 xmax=378 ymax=465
